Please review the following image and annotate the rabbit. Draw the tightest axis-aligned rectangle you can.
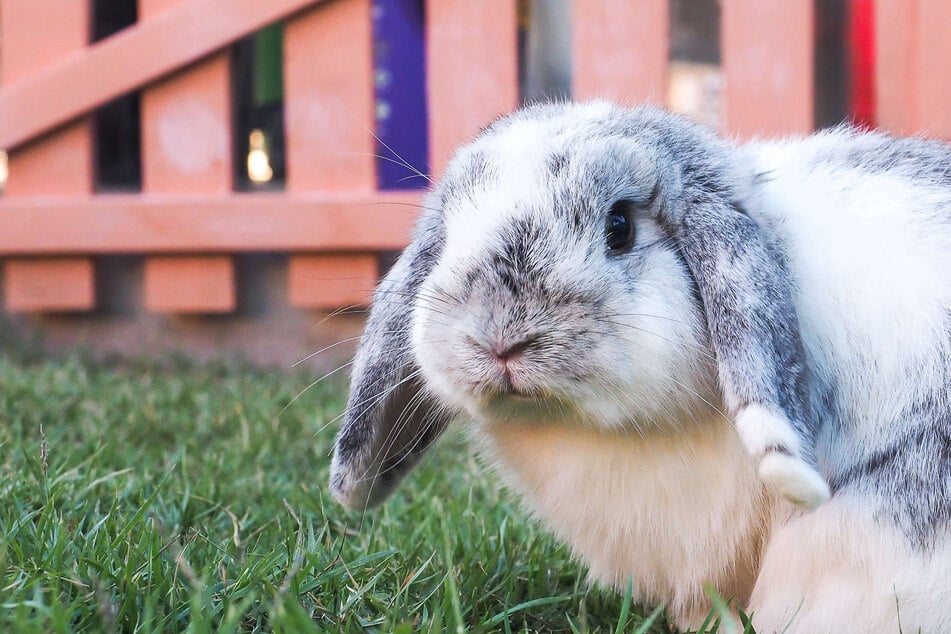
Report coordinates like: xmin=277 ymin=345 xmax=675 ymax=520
xmin=329 ymin=101 xmax=951 ymax=633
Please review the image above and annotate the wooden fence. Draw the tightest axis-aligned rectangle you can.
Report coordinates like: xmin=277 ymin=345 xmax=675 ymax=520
xmin=0 ymin=0 xmax=948 ymax=316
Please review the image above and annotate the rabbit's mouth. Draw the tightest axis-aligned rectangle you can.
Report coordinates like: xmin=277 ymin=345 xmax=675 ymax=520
xmin=472 ymin=385 xmax=580 ymax=424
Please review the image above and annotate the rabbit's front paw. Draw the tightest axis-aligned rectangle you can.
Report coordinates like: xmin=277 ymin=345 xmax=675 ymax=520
xmin=758 ymin=452 xmax=830 ymax=510
xmin=735 ymin=404 xmax=830 ymax=510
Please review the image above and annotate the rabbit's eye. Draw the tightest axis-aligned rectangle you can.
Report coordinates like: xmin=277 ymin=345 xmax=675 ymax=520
xmin=605 ymin=200 xmax=636 ymax=254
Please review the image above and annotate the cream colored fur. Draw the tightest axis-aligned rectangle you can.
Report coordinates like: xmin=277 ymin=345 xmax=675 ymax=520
xmin=476 ymin=412 xmax=774 ymax=631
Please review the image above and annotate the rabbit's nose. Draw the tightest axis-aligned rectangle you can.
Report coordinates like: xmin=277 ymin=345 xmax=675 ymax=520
xmin=466 ymin=333 xmax=538 ymax=364
xmin=490 ymin=338 xmax=532 ymax=362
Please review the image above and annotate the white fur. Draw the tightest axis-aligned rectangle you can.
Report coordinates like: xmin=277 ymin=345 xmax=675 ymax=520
xmin=734 ymin=404 xmax=830 ymax=509
xmin=757 ymin=453 xmax=830 ymax=511
xmin=740 ymin=135 xmax=951 ymax=469
xmin=734 ymin=404 xmax=804 ymax=457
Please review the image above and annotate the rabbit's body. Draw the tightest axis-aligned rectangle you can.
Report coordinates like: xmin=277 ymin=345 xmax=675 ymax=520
xmin=473 ymin=129 xmax=951 ymax=631
xmin=331 ymin=102 xmax=951 ymax=632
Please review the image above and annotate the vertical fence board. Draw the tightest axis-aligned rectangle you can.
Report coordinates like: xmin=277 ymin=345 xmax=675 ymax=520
xmin=721 ymin=0 xmax=814 ymax=137
xmin=285 ymin=0 xmax=379 ymax=309
xmin=139 ymin=0 xmax=236 ymax=313
xmin=915 ymin=2 xmax=951 ymax=138
xmin=5 ymin=259 xmax=95 ymax=312
xmin=141 ymin=58 xmax=232 ymax=192
xmin=426 ymin=1 xmax=519 ymax=177
xmin=876 ymin=0 xmax=951 ymax=138
xmin=0 ymin=0 xmax=96 ymax=312
xmin=144 ymin=256 xmax=234 ymax=312
xmin=571 ymin=0 xmax=668 ymax=104
xmin=284 ymin=0 xmax=375 ymax=192
xmin=875 ymin=0 xmax=918 ymax=134
xmin=288 ymin=254 xmax=377 ymax=309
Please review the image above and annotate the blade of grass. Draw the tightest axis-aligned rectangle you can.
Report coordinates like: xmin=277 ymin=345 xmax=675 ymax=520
xmin=615 ymin=577 xmax=634 ymax=634
xmin=481 ymin=596 xmax=573 ymax=628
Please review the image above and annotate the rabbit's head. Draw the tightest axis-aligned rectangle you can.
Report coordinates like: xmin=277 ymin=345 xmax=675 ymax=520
xmin=331 ymin=102 xmax=830 ymax=511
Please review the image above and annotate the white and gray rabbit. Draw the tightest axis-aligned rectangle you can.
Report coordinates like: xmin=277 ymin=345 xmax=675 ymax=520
xmin=330 ymin=101 xmax=951 ymax=633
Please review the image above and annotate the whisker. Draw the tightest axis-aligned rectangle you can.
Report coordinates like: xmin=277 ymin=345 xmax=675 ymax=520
xmin=594 ymin=318 xmax=718 ymax=364
xmin=292 ymin=330 xmax=409 ymax=368
xmin=320 ymin=367 xmax=426 ymax=444
xmin=293 ymin=334 xmax=364 ymax=368
xmin=364 ymin=129 xmax=435 ymax=185
xmin=272 ymin=360 xmax=354 ymax=425
xmin=350 ymin=200 xmax=443 ymax=214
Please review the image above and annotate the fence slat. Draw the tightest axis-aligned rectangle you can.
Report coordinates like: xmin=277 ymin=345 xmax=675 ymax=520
xmin=0 ymin=0 xmax=326 ymax=152
xmin=284 ymin=0 xmax=379 ymax=309
xmin=721 ymin=0 xmax=814 ymax=137
xmin=426 ymin=0 xmax=519 ymax=176
xmin=4 ymin=259 xmax=95 ymax=313
xmin=144 ymin=256 xmax=234 ymax=313
xmin=571 ymin=0 xmax=668 ymax=104
xmin=877 ymin=0 xmax=951 ymax=138
xmin=875 ymin=0 xmax=917 ymax=135
xmin=0 ymin=0 xmax=95 ymax=313
xmin=916 ymin=3 xmax=951 ymax=138
xmin=0 ymin=193 xmax=422 ymax=254
xmin=140 ymin=57 xmax=232 ymax=191
xmin=288 ymin=254 xmax=377 ymax=309
xmin=284 ymin=0 xmax=375 ymax=191
xmin=139 ymin=0 xmax=235 ymax=314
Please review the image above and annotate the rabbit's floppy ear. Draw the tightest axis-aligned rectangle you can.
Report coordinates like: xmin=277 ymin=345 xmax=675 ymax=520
xmin=661 ymin=192 xmax=830 ymax=509
xmin=330 ymin=212 xmax=452 ymax=510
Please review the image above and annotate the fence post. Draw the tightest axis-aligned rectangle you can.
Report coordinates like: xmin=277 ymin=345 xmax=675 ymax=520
xmin=571 ymin=0 xmax=668 ymax=105
xmin=876 ymin=0 xmax=951 ymax=138
xmin=139 ymin=0 xmax=237 ymax=313
xmin=720 ymin=0 xmax=814 ymax=137
xmin=284 ymin=0 xmax=380 ymax=310
xmin=0 ymin=1 xmax=95 ymax=312
xmin=425 ymin=1 xmax=519 ymax=177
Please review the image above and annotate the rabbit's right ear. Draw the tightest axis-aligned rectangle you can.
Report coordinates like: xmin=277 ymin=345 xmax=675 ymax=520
xmin=330 ymin=211 xmax=452 ymax=510
xmin=659 ymin=188 xmax=831 ymax=511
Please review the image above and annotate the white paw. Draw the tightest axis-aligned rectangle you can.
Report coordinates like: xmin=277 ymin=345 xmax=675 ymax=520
xmin=759 ymin=452 xmax=831 ymax=510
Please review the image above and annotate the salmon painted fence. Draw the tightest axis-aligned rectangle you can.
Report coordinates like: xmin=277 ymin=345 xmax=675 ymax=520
xmin=0 ymin=0 xmax=948 ymax=317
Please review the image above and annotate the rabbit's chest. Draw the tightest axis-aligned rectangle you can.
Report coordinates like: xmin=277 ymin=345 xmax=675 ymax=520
xmin=479 ymin=416 xmax=771 ymax=613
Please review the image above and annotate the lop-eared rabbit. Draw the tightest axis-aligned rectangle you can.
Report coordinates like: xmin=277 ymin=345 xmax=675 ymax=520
xmin=331 ymin=102 xmax=951 ymax=633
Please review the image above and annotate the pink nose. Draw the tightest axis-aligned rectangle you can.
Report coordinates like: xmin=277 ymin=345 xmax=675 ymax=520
xmin=489 ymin=338 xmax=532 ymax=362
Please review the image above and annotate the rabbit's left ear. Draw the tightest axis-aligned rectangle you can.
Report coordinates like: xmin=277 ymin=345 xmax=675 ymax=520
xmin=663 ymin=195 xmax=830 ymax=509
xmin=330 ymin=211 xmax=453 ymax=510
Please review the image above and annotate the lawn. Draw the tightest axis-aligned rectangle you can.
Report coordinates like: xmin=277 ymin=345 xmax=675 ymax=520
xmin=0 ymin=344 xmax=688 ymax=633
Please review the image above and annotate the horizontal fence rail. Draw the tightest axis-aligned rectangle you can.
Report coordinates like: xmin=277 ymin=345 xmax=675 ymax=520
xmin=0 ymin=193 xmax=422 ymax=254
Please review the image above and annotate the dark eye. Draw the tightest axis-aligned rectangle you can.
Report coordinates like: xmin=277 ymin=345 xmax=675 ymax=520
xmin=605 ymin=200 xmax=636 ymax=254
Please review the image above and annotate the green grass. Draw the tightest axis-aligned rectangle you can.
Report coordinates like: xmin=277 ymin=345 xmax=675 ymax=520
xmin=0 ymin=349 xmax=691 ymax=633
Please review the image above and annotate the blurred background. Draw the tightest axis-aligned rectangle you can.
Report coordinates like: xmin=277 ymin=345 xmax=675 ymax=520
xmin=0 ymin=0 xmax=945 ymax=369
